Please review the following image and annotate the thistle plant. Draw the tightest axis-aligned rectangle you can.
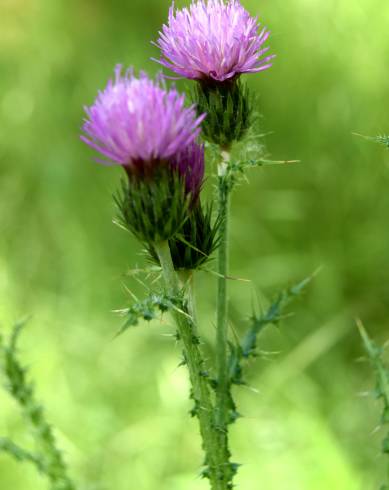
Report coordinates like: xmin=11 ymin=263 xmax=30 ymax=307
xmin=358 ymin=321 xmax=389 ymax=490
xmin=155 ymin=0 xmax=276 ymax=483
xmin=0 ymin=1 xmax=309 ymax=488
xmin=82 ymin=66 xmax=231 ymax=487
xmin=79 ymin=1 xmax=307 ymax=489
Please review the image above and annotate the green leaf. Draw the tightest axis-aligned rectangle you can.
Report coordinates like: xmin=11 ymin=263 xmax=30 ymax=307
xmin=116 ymin=292 xmax=182 ymax=336
xmin=353 ymin=132 xmax=389 ymax=149
xmin=228 ymin=272 xmax=315 ymax=386
xmin=358 ymin=321 xmax=389 ymax=405
xmin=358 ymin=320 xmax=389 ymax=487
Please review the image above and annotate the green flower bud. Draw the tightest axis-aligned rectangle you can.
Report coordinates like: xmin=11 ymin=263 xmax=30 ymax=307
xmin=115 ymin=164 xmax=191 ymax=245
xmin=193 ymin=78 xmax=253 ymax=147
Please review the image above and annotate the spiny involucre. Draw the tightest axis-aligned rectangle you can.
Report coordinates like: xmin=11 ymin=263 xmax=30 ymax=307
xmin=81 ymin=66 xmax=205 ymax=195
xmin=154 ymin=0 xmax=274 ymax=82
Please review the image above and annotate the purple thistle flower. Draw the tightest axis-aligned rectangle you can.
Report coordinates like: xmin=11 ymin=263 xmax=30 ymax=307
xmin=81 ymin=66 xmax=205 ymax=195
xmin=154 ymin=0 xmax=274 ymax=82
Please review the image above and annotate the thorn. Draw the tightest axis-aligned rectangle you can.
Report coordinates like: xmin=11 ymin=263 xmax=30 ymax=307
xmin=111 ymin=308 xmax=129 ymax=315
xmin=122 ymin=283 xmax=138 ymax=301
xmin=259 ymin=158 xmax=300 ymax=165
xmin=356 ymin=391 xmax=373 ymax=398
xmin=355 ymin=355 xmax=368 ymax=364
xmin=242 ymin=385 xmax=261 ymax=395
xmin=370 ymin=425 xmax=382 ymax=436
xmin=352 ymin=132 xmax=374 ymax=141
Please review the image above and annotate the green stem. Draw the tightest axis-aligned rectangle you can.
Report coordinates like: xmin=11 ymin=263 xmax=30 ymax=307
xmin=216 ymin=151 xmax=231 ymax=423
xmin=215 ymin=149 xmax=234 ymax=478
xmin=155 ymin=242 xmax=229 ymax=489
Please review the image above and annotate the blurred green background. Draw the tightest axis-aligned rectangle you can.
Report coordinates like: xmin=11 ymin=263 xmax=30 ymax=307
xmin=1 ymin=0 xmax=389 ymax=488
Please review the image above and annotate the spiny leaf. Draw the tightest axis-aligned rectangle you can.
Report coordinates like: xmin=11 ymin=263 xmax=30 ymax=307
xmin=229 ymin=158 xmax=299 ymax=175
xmin=228 ymin=272 xmax=315 ymax=386
xmin=353 ymin=132 xmax=389 ymax=149
xmin=358 ymin=320 xmax=389 ymax=488
xmin=242 ymin=274 xmax=314 ymax=358
xmin=222 ymin=156 xmax=298 ymax=193
xmin=116 ymin=292 xmax=182 ymax=336
xmin=358 ymin=321 xmax=389 ymax=405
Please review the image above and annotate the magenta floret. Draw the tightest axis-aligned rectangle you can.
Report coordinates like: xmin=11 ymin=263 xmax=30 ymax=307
xmin=154 ymin=0 xmax=274 ymax=82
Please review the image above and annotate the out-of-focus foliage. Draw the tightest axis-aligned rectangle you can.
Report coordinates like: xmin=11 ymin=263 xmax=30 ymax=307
xmin=0 ymin=321 xmax=76 ymax=489
xmin=358 ymin=321 xmax=389 ymax=490
xmin=1 ymin=0 xmax=389 ymax=489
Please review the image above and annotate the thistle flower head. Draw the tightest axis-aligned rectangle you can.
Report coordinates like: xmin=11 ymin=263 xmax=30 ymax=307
xmin=81 ymin=66 xmax=205 ymax=170
xmin=155 ymin=0 xmax=274 ymax=82
xmin=82 ymin=67 xmax=208 ymax=243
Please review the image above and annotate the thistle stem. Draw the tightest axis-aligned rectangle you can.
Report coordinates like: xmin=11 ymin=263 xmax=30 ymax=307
xmin=155 ymin=242 xmax=229 ymax=489
xmin=215 ymin=149 xmax=234 ymax=476
xmin=216 ymin=151 xmax=231 ymax=424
